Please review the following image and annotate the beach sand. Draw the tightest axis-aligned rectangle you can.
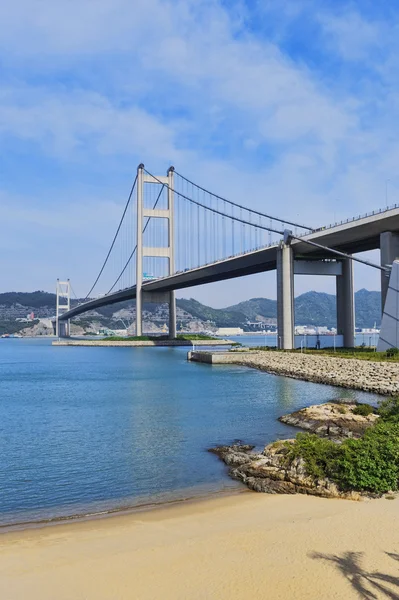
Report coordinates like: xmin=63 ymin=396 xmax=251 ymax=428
xmin=1 ymin=492 xmax=399 ymax=599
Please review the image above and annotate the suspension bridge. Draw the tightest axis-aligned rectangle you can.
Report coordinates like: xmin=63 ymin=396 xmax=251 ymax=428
xmin=56 ymin=164 xmax=399 ymax=350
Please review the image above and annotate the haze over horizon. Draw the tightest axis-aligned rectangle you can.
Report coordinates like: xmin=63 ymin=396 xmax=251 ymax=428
xmin=1 ymin=0 xmax=396 ymax=306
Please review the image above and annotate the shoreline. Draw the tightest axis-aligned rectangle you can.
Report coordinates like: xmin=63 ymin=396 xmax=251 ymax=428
xmin=0 ymin=486 xmax=246 ymax=534
xmin=52 ymin=338 xmax=232 ymax=347
xmin=2 ymin=491 xmax=399 ymax=599
xmin=188 ymin=350 xmax=399 ymax=395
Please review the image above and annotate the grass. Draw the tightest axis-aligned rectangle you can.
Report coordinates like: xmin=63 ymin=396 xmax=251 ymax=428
xmin=238 ymin=345 xmax=399 ymax=362
xmin=291 ymin=347 xmax=399 ymax=362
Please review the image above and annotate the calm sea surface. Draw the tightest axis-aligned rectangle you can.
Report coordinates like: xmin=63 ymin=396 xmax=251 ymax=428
xmin=0 ymin=338 xmax=381 ymax=527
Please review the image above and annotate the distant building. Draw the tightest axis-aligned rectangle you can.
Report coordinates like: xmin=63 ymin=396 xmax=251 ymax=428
xmin=216 ymin=327 xmax=244 ymax=336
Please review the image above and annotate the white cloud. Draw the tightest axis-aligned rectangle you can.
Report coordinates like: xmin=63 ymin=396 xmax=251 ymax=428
xmin=0 ymin=87 xmax=180 ymax=160
xmin=0 ymin=0 xmax=397 ymax=301
xmin=317 ymin=10 xmax=382 ymax=61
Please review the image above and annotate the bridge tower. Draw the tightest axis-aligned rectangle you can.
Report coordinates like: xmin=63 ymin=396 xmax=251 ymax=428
xmin=136 ymin=164 xmax=176 ymax=338
xmin=56 ymin=279 xmax=71 ymax=337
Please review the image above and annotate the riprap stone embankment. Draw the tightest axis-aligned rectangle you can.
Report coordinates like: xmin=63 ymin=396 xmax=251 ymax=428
xmin=189 ymin=351 xmax=399 ymax=395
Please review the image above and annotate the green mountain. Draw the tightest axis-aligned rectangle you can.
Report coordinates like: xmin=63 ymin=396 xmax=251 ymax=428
xmin=0 ymin=291 xmax=56 ymax=308
xmin=295 ymin=292 xmax=337 ymax=327
xmin=353 ymin=289 xmax=381 ymax=329
xmin=176 ymin=298 xmax=248 ymax=328
xmin=225 ymin=297 xmax=277 ymax=321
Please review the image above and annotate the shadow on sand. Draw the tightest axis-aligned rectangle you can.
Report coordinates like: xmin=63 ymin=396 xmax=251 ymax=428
xmin=310 ymin=551 xmax=399 ymax=599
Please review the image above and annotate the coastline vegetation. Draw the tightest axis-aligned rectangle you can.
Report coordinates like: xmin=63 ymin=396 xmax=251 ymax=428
xmin=238 ymin=345 xmax=399 ymax=362
xmin=293 ymin=347 xmax=399 ymax=362
xmin=285 ymin=397 xmax=399 ymax=494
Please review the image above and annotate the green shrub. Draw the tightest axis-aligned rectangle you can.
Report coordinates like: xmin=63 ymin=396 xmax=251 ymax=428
xmin=386 ymin=347 xmax=399 ymax=357
xmin=337 ymin=406 xmax=347 ymax=414
xmin=378 ymin=396 xmax=399 ymax=421
xmin=285 ymin=434 xmax=340 ymax=479
xmin=334 ymin=421 xmax=399 ymax=493
xmin=353 ymin=403 xmax=374 ymax=417
xmin=286 ymin=421 xmax=399 ymax=494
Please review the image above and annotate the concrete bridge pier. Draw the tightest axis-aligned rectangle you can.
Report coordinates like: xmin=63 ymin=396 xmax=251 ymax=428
xmin=336 ymin=257 xmax=355 ymax=348
xmin=139 ymin=290 xmax=176 ymax=338
xmin=54 ymin=318 xmax=70 ymax=338
xmin=135 ymin=293 xmax=143 ymax=337
xmin=169 ymin=291 xmax=177 ymax=339
xmin=276 ymin=243 xmax=294 ymax=350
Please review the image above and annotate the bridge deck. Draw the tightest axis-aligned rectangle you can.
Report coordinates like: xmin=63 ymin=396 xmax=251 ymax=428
xmin=60 ymin=206 xmax=399 ymax=321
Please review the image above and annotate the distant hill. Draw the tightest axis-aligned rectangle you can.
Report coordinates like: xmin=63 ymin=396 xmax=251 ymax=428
xmin=353 ymin=289 xmax=381 ymax=329
xmin=176 ymin=298 xmax=248 ymax=328
xmin=0 ymin=291 xmax=56 ymax=308
xmin=226 ymin=297 xmax=277 ymax=321
xmin=177 ymin=289 xmax=381 ymax=329
xmin=0 ymin=289 xmax=382 ymax=330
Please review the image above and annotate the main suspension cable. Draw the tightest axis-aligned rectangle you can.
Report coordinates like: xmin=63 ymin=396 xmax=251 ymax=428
xmin=144 ymin=169 xmax=285 ymax=236
xmin=84 ymin=175 xmax=138 ymax=300
xmin=174 ymin=170 xmax=313 ymax=231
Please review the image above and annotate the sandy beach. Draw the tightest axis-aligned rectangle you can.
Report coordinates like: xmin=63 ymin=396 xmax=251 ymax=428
xmin=1 ymin=492 xmax=399 ymax=600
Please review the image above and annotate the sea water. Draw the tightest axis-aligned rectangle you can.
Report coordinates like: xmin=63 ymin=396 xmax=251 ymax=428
xmin=0 ymin=338 xmax=381 ymax=527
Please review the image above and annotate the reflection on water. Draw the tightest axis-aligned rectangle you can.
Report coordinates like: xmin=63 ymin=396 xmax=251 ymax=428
xmin=0 ymin=338 xmax=381 ymax=526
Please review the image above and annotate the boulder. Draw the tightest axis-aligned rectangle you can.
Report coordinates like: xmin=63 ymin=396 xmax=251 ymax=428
xmin=279 ymin=402 xmax=378 ymax=438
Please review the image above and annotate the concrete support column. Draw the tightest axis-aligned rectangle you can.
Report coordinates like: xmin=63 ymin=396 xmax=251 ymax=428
xmin=169 ymin=291 xmax=177 ymax=339
xmin=136 ymin=164 xmax=144 ymax=337
xmin=336 ymin=257 xmax=355 ymax=347
xmin=58 ymin=320 xmax=69 ymax=338
xmin=277 ymin=243 xmax=294 ymax=350
xmin=380 ymin=232 xmax=399 ymax=313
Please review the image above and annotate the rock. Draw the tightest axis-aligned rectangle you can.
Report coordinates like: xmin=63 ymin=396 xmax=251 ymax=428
xmin=279 ymin=402 xmax=378 ymax=438
xmin=334 ymin=397 xmax=355 ymax=405
xmin=208 ymin=443 xmax=255 ymax=457
xmin=246 ymin=477 xmax=297 ymax=494
xmin=224 ymin=452 xmax=256 ymax=467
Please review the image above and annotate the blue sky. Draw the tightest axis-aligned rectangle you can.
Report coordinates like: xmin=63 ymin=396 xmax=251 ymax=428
xmin=0 ymin=0 xmax=397 ymax=306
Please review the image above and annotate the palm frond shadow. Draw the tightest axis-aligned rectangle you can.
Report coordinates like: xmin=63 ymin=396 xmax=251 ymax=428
xmin=310 ymin=551 xmax=399 ymax=599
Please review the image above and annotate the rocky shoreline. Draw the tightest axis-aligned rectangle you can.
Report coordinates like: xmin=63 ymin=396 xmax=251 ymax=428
xmin=210 ymin=441 xmax=362 ymax=500
xmin=190 ymin=350 xmax=399 ymax=395
xmin=210 ymin=401 xmax=383 ymax=500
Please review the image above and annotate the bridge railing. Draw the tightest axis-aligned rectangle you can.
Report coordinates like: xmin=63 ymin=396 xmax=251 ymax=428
xmin=299 ymin=203 xmax=399 ymax=237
